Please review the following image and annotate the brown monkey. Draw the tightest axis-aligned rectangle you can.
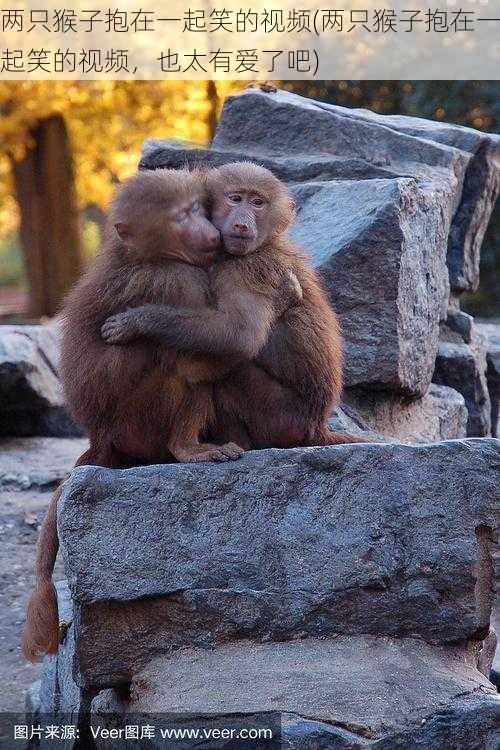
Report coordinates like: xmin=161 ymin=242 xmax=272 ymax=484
xmin=22 ymin=167 xmax=301 ymax=662
xmin=101 ymin=162 xmax=363 ymax=449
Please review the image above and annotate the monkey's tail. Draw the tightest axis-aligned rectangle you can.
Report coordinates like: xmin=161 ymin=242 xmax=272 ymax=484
xmin=314 ymin=426 xmax=370 ymax=445
xmin=22 ymin=485 xmax=62 ymax=662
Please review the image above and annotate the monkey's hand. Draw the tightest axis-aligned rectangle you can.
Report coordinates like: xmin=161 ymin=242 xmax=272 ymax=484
xmin=275 ymin=270 xmax=302 ymax=317
xmin=101 ymin=310 xmax=141 ymax=344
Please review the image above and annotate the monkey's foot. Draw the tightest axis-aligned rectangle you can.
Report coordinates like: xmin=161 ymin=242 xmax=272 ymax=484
xmin=171 ymin=442 xmax=244 ymax=463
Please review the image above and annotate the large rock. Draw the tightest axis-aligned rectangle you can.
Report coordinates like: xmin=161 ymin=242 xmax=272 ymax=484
xmin=213 ymin=88 xmax=500 ymax=294
xmin=288 ymin=93 xmax=500 ymax=294
xmin=36 ymin=621 xmax=500 ymax=749
xmin=342 ymin=384 xmax=467 ymax=443
xmin=212 ymin=89 xmax=469 ymax=206
xmin=57 ymin=440 xmax=499 ymax=688
xmin=289 ymin=178 xmax=448 ymax=394
xmin=109 ymin=639 xmax=499 ymax=750
xmin=477 ymin=321 xmax=500 ymax=438
xmin=0 ymin=324 xmax=81 ymax=437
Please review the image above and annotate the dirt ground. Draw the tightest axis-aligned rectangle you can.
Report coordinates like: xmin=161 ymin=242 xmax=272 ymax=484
xmin=0 ymin=437 xmax=86 ymax=713
xmin=0 ymin=489 xmax=65 ymax=712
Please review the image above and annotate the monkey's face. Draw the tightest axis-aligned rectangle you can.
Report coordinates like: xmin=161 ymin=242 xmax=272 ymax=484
xmin=207 ymin=163 xmax=296 ymax=257
xmin=115 ymin=192 xmax=220 ymax=267
xmin=163 ymin=197 xmax=221 ymax=266
xmin=211 ymin=189 xmax=269 ymax=256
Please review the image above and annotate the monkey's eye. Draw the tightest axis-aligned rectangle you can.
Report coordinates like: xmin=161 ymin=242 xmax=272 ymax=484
xmin=252 ymin=197 xmax=266 ymax=207
xmin=227 ymin=193 xmax=242 ymax=204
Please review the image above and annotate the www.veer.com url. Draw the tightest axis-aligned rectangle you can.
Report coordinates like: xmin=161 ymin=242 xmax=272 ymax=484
xmin=89 ymin=725 xmax=274 ymax=742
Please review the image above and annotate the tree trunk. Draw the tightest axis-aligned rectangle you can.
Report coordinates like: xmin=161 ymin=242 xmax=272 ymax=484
xmin=11 ymin=114 xmax=82 ymax=318
xmin=206 ymin=81 xmax=219 ymax=143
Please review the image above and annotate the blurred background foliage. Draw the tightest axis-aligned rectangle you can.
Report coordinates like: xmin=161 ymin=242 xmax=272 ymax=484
xmin=0 ymin=80 xmax=498 ymax=319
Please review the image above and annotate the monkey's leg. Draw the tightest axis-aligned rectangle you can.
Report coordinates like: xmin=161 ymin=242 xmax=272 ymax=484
xmin=209 ymin=386 xmax=253 ymax=451
xmin=215 ymin=365 xmax=312 ymax=450
xmin=167 ymin=382 xmax=244 ymax=463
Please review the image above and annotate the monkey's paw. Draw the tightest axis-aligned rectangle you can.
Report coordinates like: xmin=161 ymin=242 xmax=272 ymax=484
xmin=173 ymin=442 xmax=244 ymax=463
xmin=287 ymin=271 xmax=303 ymax=303
xmin=279 ymin=270 xmax=303 ymax=308
xmin=101 ymin=313 xmax=138 ymax=344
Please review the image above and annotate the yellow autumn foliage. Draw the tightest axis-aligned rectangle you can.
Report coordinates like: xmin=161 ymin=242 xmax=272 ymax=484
xmin=0 ymin=80 xmax=243 ymax=237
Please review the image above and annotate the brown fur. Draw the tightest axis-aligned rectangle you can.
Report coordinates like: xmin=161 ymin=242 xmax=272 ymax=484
xmin=208 ymin=163 xmax=351 ymax=448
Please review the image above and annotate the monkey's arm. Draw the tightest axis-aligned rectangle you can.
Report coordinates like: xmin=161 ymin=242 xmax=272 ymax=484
xmin=101 ymin=293 xmax=275 ymax=359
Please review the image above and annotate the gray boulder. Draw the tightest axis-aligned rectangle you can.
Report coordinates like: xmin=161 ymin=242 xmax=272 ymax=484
xmin=0 ymin=324 xmax=81 ymax=437
xmin=111 ymin=638 xmax=498 ymax=750
xmin=289 ymin=179 xmax=448 ymax=394
xmin=290 ymin=92 xmax=500 ymax=294
xmin=212 ymin=88 xmax=469 ymax=207
xmin=57 ymin=440 xmax=499 ymax=688
xmin=476 ymin=321 xmax=500 ymax=438
xmin=213 ymin=88 xmax=500 ymax=294
xmin=37 ymin=628 xmax=500 ymax=749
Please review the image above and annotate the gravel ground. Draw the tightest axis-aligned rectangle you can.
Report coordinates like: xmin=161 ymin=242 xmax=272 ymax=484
xmin=0 ymin=438 xmax=86 ymax=712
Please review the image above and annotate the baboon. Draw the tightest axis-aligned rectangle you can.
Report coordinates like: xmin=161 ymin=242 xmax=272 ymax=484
xmin=22 ymin=167 xmax=301 ymax=661
xmin=101 ymin=162 xmax=362 ymax=449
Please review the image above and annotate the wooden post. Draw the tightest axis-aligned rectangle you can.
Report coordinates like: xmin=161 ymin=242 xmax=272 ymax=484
xmin=11 ymin=114 xmax=82 ymax=318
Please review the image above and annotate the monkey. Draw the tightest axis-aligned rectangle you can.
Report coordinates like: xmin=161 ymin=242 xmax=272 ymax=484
xmin=59 ymin=168 xmax=248 ymax=467
xmin=22 ymin=166 xmax=303 ymax=662
xmin=101 ymin=162 xmax=365 ymax=450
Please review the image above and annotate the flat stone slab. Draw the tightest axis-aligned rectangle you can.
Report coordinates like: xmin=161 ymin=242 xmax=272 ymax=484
xmin=35 ymin=626 xmax=500 ymax=749
xmin=124 ymin=637 xmax=498 ymax=745
xmin=0 ymin=437 xmax=88 ymax=491
xmin=57 ymin=440 xmax=500 ymax=687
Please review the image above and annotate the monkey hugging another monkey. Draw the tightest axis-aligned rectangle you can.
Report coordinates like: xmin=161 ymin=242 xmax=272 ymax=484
xmin=23 ymin=162 xmax=364 ymax=661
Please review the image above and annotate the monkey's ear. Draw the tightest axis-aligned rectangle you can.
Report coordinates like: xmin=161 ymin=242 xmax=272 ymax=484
xmin=114 ymin=222 xmax=132 ymax=241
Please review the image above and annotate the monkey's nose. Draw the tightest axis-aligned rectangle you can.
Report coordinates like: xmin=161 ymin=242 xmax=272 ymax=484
xmin=233 ymin=223 xmax=249 ymax=235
